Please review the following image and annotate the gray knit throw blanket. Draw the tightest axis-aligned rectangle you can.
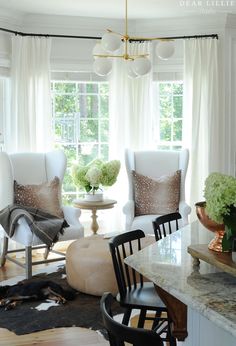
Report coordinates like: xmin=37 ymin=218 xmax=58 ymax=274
xmin=0 ymin=204 xmax=69 ymax=247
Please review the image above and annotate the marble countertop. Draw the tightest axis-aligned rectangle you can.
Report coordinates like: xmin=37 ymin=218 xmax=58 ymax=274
xmin=125 ymin=221 xmax=236 ymax=338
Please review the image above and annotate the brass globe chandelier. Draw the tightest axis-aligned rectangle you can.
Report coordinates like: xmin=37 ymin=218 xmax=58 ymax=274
xmin=92 ymin=0 xmax=175 ymax=77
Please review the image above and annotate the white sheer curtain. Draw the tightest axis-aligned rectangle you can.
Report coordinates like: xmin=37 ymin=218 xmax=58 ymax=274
xmin=183 ymin=38 xmax=223 ymax=212
xmin=7 ymin=36 xmax=52 ymax=153
xmin=108 ymin=42 xmax=153 ymax=230
xmin=109 ymin=41 xmax=153 ymax=158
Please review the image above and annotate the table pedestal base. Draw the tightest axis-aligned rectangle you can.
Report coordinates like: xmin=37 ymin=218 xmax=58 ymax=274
xmin=91 ymin=208 xmax=99 ymax=234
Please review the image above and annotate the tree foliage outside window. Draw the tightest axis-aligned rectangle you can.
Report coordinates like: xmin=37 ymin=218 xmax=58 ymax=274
xmin=157 ymin=81 xmax=183 ymax=150
xmin=51 ymin=81 xmax=109 ymax=204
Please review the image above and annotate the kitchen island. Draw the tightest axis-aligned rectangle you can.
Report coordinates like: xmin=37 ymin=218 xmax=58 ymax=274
xmin=125 ymin=221 xmax=236 ymax=346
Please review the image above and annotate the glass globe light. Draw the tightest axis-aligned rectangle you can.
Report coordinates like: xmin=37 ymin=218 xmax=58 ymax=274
xmin=93 ymin=58 xmax=112 ymax=76
xmin=132 ymin=57 xmax=151 ymax=76
xmin=93 ymin=42 xmax=109 ymax=59
xmin=126 ymin=60 xmax=138 ymax=79
xmin=156 ymin=41 xmax=175 ymax=60
xmin=101 ymin=32 xmax=121 ymax=52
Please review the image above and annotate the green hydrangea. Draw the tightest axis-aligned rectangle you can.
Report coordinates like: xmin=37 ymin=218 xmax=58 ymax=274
xmin=204 ymin=172 xmax=236 ymax=223
xmin=85 ymin=166 xmax=103 ymax=188
xmin=100 ymin=161 xmax=121 ymax=186
xmin=72 ymin=159 xmax=121 ymax=193
xmin=72 ymin=165 xmax=91 ymax=192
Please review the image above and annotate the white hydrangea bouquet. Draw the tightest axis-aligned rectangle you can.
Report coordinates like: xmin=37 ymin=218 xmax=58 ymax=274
xmin=204 ymin=172 xmax=236 ymax=250
xmin=72 ymin=159 xmax=121 ymax=195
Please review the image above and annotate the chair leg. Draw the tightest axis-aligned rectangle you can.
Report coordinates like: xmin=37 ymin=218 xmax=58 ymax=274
xmin=108 ymin=332 xmax=120 ymax=346
xmin=171 ymin=337 xmax=177 ymax=346
xmin=44 ymin=246 xmax=50 ymax=260
xmin=0 ymin=236 xmax=8 ymax=266
xmin=151 ymin=310 xmax=162 ymax=330
xmin=167 ymin=318 xmax=177 ymax=346
xmin=25 ymin=246 xmax=32 ymax=279
xmin=122 ymin=308 xmax=132 ymax=326
xmin=137 ymin=309 xmax=147 ymax=328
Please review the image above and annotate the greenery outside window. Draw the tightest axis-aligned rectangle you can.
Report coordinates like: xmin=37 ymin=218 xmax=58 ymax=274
xmin=155 ymin=81 xmax=183 ymax=150
xmin=51 ymin=81 xmax=109 ymax=204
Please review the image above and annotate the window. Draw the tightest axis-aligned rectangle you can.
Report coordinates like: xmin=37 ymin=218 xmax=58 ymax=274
xmin=155 ymin=81 xmax=183 ymax=150
xmin=51 ymin=81 xmax=109 ymax=203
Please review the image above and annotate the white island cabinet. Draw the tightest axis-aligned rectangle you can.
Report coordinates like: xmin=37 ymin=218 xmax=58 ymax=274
xmin=125 ymin=221 xmax=236 ymax=346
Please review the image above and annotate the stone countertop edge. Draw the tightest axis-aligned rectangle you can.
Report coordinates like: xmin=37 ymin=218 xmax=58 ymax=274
xmin=124 ymin=222 xmax=236 ymax=339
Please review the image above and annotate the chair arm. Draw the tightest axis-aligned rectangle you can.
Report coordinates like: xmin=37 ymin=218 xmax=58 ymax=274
xmin=123 ymin=200 xmax=135 ymax=230
xmin=62 ymin=205 xmax=82 ymax=226
xmin=179 ymin=201 xmax=191 ymax=226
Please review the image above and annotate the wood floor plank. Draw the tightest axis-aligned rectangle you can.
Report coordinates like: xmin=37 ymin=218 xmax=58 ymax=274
xmin=0 ymin=327 xmax=109 ymax=346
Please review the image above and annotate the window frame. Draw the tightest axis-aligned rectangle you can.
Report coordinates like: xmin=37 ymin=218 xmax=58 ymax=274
xmin=153 ymin=80 xmax=184 ymax=150
xmin=51 ymin=80 xmax=110 ymax=202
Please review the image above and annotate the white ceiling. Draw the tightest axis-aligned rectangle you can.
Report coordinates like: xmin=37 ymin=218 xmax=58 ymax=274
xmin=0 ymin=0 xmax=235 ymax=18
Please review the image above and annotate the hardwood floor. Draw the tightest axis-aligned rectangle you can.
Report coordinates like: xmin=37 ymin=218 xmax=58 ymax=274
xmin=0 ymin=242 xmax=109 ymax=346
xmin=0 ymin=327 xmax=108 ymax=346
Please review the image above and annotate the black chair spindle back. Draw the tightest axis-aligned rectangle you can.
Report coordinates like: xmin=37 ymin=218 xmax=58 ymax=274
xmin=109 ymin=229 xmax=145 ymax=298
xmin=152 ymin=212 xmax=182 ymax=241
xmin=100 ymin=292 xmax=164 ymax=346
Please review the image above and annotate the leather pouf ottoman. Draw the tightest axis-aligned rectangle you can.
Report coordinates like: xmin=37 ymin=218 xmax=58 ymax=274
xmin=66 ymin=236 xmax=118 ymax=296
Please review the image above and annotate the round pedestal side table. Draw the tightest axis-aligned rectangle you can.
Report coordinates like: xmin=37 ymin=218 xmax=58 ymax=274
xmin=74 ymin=199 xmax=117 ymax=234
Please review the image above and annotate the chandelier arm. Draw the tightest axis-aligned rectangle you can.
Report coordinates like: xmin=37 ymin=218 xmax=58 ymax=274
xmin=129 ymin=54 xmax=149 ymax=58
xmin=94 ymin=53 xmax=149 ymax=59
xmin=106 ymin=29 xmax=124 ymax=37
xmin=94 ymin=54 xmax=125 ymax=58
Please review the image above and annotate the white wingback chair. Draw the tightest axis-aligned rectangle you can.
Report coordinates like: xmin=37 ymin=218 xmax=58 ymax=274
xmin=123 ymin=148 xmax=191 ymax=234
xmin=0 ymin=150 xmax=84 ymax=278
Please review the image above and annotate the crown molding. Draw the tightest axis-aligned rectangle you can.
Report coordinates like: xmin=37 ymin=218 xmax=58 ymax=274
xmin=134 ymin=14 xmax=227 ymax=37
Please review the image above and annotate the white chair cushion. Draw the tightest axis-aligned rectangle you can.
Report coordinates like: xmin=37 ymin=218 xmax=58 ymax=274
xmin=131 ymin=215 xmax=159 ymax=234
xmin=131 ymin=214 xmax=183 ymax=235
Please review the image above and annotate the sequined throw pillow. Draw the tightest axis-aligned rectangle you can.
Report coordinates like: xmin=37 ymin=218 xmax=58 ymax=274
xmin=132 ymin=170 xmax=181 ymax=216
xmin=14 ymin=176 xmax=64 ymax=218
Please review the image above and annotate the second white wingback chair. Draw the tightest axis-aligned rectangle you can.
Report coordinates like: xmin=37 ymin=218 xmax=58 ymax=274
xmin=123 ymin=148 xmax=191 ymax=234
xmin=0 ymin=150 xmax=84 ymax=278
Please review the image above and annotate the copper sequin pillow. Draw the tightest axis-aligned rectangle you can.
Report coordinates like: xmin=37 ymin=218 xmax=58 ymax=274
xmin=132 ymin=170 xmax=181 ymax=216
xmin=14 ymin=177 xmax=64 ymax=218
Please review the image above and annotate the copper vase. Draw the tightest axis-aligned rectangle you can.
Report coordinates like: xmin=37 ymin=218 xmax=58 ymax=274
xmin=195 ymin=202 xmax=226 ymax=252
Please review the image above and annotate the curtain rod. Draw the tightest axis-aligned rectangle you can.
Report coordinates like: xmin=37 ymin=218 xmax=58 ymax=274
xmin=0 ymin=27 xmax=218 ymax=40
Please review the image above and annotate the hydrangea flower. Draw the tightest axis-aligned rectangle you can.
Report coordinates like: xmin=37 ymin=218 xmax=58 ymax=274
xmin=85 ymin=166 xmax=102 ymax=188
xmin=204 ymin=172 xmax=236 ymax=223
xmin=72 ymin=159 xmax=121 ymax=193
xmin=204 ymin=172 xmax=236 ymax=250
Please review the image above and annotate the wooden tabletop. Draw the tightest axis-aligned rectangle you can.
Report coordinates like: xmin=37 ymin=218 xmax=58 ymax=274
xmin=74 ymin=198 xmax=117 ymax=210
